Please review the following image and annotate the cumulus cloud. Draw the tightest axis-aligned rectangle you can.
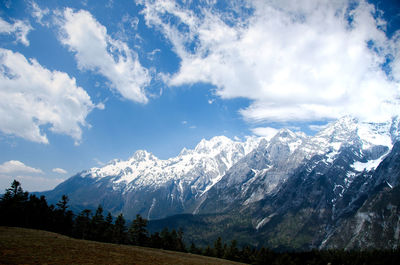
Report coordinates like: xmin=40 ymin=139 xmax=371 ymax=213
xmin=139 ymin=0 xmax=400 ymax=123
xmin=59 ymin=8 xmax=151 ymax=103
xmin=52 ymin=168 xmax=67 ymax=174
xmin=0 ymin=160 xmax=65 ymax=192
xmin=251 ymin=127 xmax=278 ymax=140
xmin=0 ymin=160 xmax=43 ymax=174
xmin=0 ymin=17 xmax=32 ymax=46
xmin=0 ymin=48 xmax=96 ymax=144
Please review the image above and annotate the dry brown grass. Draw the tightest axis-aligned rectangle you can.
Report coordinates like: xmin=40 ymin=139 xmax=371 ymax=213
xmin=0 ymin=227 xmax=246 ymax=265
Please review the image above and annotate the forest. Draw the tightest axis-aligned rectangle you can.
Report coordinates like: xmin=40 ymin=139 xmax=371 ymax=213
xmin=1 ymin=180 xmax=399 ymax=265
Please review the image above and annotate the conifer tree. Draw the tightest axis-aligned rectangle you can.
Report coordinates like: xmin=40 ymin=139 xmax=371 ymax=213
xmin=91 ymin=205 xmax=106 ymax=241
xmin=214 ymin=236 xmax=224 ymax=258
xmin=113 ymin=213 xmax=127 ymax=244
xmin=225 ymin=239 xmax=240 ymax=261
xmin=74 ymin=209 xmax=92 ymax=239
xmin=204 ymin=245 xmax=214 ymax=257
xmin=129 ymin=214 xmax=148 ymax=246
xmin=54 ymin=195 xmax=73 ymax=235
xmin=149 ymin=232 xmax=162 ymax=249
xmin=56 ymin=195 xmax=69 ymax=213
xmin=189 ymin=242 xmax=201 ymax=254
xmin=176 ymin=228 xmax=186 ymax=252
xmin=103 ymin=212 xmax=114 ymax=242
xmin=0 ymin=180 xmax=28 ymax=226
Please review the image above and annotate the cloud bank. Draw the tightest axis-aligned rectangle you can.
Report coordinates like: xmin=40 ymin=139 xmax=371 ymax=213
xmin=139 ymin=0 xmax=400 ymax=123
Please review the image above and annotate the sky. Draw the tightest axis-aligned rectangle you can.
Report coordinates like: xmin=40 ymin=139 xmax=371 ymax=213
xmin=0 ymin=0 xmax=400 ymax=192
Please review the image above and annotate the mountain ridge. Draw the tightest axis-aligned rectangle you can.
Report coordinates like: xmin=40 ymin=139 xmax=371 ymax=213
xmin=41 ymin=116 xmax=400 ymax=249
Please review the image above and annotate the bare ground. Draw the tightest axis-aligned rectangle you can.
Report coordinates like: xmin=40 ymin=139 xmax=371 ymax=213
xmin=0 ymin=227 xmax=246 ymax=265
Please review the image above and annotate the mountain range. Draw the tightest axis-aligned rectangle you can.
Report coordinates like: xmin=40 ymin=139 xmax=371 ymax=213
xmin=42 ymin=116 xmax=400 ymax=250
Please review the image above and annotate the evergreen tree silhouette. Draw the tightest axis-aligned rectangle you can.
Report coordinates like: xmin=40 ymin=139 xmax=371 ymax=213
xmin=129 ymin=214 xmax=148 ymax=246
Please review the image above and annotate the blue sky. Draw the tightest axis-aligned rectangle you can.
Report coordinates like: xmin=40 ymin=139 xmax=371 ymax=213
xmin=0 ymin=0 xmax=399 ymax=192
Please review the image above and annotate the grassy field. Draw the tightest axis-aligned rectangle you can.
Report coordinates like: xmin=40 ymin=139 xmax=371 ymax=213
xmin=0 ymin=227 xmax=245 ymax=265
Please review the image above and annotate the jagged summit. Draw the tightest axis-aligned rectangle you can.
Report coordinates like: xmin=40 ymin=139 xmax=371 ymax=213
xmin=43 ymin=116 xmax=400 ymax=225
xmin=82 ymin=136 xmax=260 ymax=198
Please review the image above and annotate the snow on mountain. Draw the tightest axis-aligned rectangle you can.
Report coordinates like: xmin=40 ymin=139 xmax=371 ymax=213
xmin=43 ymin=115 xmax=399 ymax=225
xmin=298 ymin=116 xmax=397 ymax=171
xmin=196 ymin=116 xmax=400 ymax=217
xmin=83 ymin=135 xmax=262 ymax=197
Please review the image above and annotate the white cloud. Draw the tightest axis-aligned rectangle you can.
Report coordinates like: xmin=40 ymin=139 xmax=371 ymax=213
xmin=59 ymin=8 xmax=151 ymax=103
xmin=0 ymin=160 xmax=65 ymax=192
xmin=0 ymin=174 xmax=64 ymax=192
xmin=0 ymin=160 xmax=43 ymax=174
xmin=30 ymin=1 xmax=50 ymax=25
xmin=52 ymin=168 xmax=67 ymax=174
xmin=139 ymin=0 xmax=400 ymax=123
xmin=0 ymin=48 xmax=96 ymax=144
xmin=0 ymin=17 xmax=32 ymax=46
xmin=251 ymin=127 xmax=278 ymax=140
xmin=147 ymin=48 xmax=161 ymax=60
xmin=308 ymin=124 xmax=329 ymax=132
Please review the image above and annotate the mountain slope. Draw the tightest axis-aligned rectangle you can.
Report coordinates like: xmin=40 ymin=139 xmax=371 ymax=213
xmin=43 ymin=136 xmax=261 ymax=220
xmin=149 ymin=117 xmax=400 ymax=249
xmin=322 ymin=141 xmax=400 ymax=249
xmin=43 ymin=116 xmax=400 ymax=250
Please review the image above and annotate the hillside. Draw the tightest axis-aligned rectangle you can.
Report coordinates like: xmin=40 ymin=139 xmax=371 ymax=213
xmin=0 ymin=227 xmax=245 ymax=265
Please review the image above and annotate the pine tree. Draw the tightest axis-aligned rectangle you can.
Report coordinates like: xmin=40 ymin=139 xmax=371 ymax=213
xmin=56 ymin=195 xmax=69 ymax=213
xmin=240 ymin=245 xmax=255 ymax=263
xmin=161 ymin=228 xmax=173 ymax=250
xmin=176 ymin=228 xmax=186 ymax=252
xmin=54 ymin=195 xmax=73 ymax=235
xmin=214 ymin=236 xmax=224 ymax=258
xmin=204 ymin=245 xmax=214 ymax=257
xmin=225 ymin=239 xmax=240 ymax=261
xmin=91 ymin=205 xmax=106 ymax=241
xmin=0 ymin=180 xmax=28 ymax=226
xmin=170 ymin=229 xmax=178 ymax=250
xmin=113 ymin=213 xmax=127 ymax=244
xmin=129 ymin=214 xmax=148 ymax=246
xmin=189 ymin=242 xmax=201 ymax=254
xmin=149 ymin=232 xmax=162 ymax=249
xmin=103 ymin=212 xmax=114 ymax=242
xmin=73 ymin=209 xmax=92 ymax=239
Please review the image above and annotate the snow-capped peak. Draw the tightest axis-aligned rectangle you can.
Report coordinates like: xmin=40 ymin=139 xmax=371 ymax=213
xmin=131 ymin=150 xmax=157 ymax=162
xmin=194 ymin=135 xmax=233 ymax=153
xmin=81 ymin=116 xmax=399 ymax=204
xmin=83 ymin=135 xmax=264 ymax=197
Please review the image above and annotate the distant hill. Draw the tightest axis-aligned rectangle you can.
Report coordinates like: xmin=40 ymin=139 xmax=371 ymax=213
xmin=0 ymin=227 xmax=245 ymax=265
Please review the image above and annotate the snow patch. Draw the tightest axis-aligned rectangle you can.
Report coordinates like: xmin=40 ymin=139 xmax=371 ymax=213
xmin=352 ymin=157 xmax=384 ymax=172
xmin=386 ymin=181 xmax=393 ymax=189
xmin=256 ymin=214 xmax=276 ymax=230
xmin=147 ymin=198 xmax=157 ymax=220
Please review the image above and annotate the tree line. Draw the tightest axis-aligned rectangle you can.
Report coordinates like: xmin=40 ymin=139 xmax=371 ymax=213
xmin=1 ymin=180 xmax=400 ymax=264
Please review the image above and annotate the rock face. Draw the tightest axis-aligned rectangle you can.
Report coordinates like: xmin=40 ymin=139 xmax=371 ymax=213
xmin=43 ymin=135 xmax=261 ymax=220
xmin=43 ymin=116 xmax=400 ymax=249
